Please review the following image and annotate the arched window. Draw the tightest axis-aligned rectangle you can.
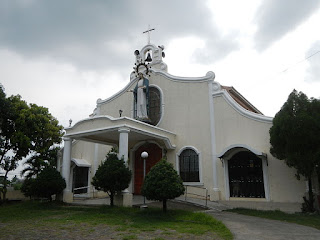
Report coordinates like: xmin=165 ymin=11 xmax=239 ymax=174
xmin=148 ymin=87 xmax=161 ymax=125
xmin=179 ymin=149 xmax=200 ymax=182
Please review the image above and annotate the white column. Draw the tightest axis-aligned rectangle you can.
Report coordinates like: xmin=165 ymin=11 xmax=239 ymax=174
xmin=62 ymin=137 xmax=73 ymax=202
xmin=208 ymin=79 xmax=220 ymax=200
xmin=93 ymin=143 xmax=100 ymax=174
xmin=90 ymin=143 xmax=100 ymax=198
xmin=118 ymin=128 xmax=130 ymax=164
xmin=116 ymin=128 xmax=133 ymax=206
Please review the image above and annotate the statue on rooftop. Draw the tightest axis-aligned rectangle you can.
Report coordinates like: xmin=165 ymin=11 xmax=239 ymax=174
xmin=134 ymin=72 xmax=149 ymax=121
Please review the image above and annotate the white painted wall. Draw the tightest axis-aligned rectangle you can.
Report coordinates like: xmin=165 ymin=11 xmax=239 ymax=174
xmin=213 ymin=94 xmax=305 ymax=203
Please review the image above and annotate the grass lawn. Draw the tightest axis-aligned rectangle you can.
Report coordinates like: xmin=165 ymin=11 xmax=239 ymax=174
xmin=227 ymin=208 xmax=320 ymax=230
xmin=0 ymin=201 xmax=233 ymax=240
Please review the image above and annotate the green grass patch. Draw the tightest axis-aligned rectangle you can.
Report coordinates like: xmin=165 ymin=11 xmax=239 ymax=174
xmin=122 ymin=234 xmax=138 ymax=240
xmin=0 ymin=201 xmax=233 ymax=240
xmin=227 ymin=208 xmax=320 ymax=230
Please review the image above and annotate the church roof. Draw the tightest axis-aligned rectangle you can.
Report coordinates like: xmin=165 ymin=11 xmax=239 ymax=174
xmin=221 ymin=86 xmax=263 ymax=115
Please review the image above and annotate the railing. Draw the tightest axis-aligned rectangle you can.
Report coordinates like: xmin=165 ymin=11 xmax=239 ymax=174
xmin=184 ymin=185 xmax=209 ymax=207
xmin=73 ymin=186 xmax=95 ymax=199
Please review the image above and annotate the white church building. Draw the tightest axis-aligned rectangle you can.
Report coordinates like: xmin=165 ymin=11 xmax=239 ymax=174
xmin=59 ymin=42 xmax=308 ymax=212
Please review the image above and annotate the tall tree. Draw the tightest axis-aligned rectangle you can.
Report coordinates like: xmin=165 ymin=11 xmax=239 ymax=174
xmin=0 ymin=89 xmax=30 ymax=201
xmin=91 ymin=152 xmax=131 ymax=207
xmin=0 ymin=85 xmax=63 ymax=201
xmin=21 ymin=103 xmax=63 ymax=179
xmin=141 ymin=159 xmax=185 ymax=212
xmin=269 ymin=90 xmax=320 ymax=212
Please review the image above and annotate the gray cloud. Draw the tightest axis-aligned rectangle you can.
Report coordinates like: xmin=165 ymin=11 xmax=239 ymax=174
xmin=254 ymin=0 xmax=320 ymax=51
xmin=192 ymin=32 xmax=239 ymax=64
xmin=0 ymin=0 xmax=238 ymax=72
xmin=305 ymin=41 xmax=320 ymax=82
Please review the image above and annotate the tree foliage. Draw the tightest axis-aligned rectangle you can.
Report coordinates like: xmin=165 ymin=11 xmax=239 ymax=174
xmin=22 ymin=147 xmax=61 ymax=179
xmin=21 ymin=167 xmax=66 ymax=201
xmin=91 ymin=152 xmax=131 ymax=206
xmin=0 ymin=84 xmax=63 ymax=201
xmin=33 ymin=167 xmax=66 ymax=201
xmin=141 ymin=159 xmax=185 ymax=212
xmin=1 ymin=87 xmax=30 ymax=201
xmin=269 ymin=90 xmax=320 ymax=211
xmin=20 ymin=178 xmax=36 ymax=199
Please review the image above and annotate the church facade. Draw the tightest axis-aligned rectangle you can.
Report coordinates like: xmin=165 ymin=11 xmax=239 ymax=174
xmin=59 ymin=43 xmax=307 ymax=211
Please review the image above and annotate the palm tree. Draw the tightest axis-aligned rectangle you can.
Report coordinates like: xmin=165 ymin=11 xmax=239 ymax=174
xmin=21 ymin=147 xmax=60 ymax=179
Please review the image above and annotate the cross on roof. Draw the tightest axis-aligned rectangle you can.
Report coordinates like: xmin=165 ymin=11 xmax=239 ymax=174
xmin=143 ymin=25 xmax=155 ymax=44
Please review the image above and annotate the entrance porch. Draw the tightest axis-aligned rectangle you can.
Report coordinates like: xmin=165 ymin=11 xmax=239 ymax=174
xmin=61 ymin=116 xmax=176 ymax=206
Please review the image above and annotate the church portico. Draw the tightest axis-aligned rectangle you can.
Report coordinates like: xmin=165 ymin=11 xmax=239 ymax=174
xmin=62 ymin=115 xmax=176 ymax=204
xmin=64 ymin=116 xmax=176 ymax=149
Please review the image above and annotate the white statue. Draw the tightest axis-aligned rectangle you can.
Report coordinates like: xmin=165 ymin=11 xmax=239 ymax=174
xmin=134 ymin=73 xmax=149 ymax=120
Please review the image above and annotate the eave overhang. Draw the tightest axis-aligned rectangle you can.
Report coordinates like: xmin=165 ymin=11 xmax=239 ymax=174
xmin=64 ymin=116 xmax=176 ymax=149
xmin=217 ymin=144 xmax=267 ymax=159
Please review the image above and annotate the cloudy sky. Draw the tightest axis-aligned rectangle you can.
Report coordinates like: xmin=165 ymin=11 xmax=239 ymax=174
xmin=1 ymin=0 xmax=320 ymax=129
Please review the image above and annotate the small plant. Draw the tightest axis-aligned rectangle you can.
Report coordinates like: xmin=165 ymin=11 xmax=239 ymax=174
xmin=141 ymin=159 xmax=185 ymax=212
xmin=92 ymin=152 xmax=131 ymax=207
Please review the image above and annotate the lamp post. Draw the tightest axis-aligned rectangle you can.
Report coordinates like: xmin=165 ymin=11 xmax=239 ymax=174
xmin=141 ymin=151 xmax=148 ymax=206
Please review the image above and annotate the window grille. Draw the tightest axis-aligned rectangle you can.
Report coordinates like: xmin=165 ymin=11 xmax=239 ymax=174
xmin=179 ymin=149 xmax=200 ymax=182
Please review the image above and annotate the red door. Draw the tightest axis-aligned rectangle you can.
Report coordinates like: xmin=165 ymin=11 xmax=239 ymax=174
xmin=134 ymin=143 xmax=162 ymax=194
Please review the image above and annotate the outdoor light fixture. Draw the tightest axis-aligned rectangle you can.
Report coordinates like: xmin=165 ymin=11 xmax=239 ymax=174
xmin=141 ymin=151 xmax=148 ymax=207
xmin=119 ymin=109 xmax=123 ymax=117
xmin=69 ymin=119 xmax=72 ymax=127
xmin=141 ymin=151 xmax=148 ymax=159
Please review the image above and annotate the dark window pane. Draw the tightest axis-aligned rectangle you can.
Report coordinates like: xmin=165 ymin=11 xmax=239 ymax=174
xmin=148 ymin=87 xmax=161 ymax=125
xmin=179 ymin=149 xmax=200 ymax=182
xmin=72 ymin=167 xmax=89 ymax=194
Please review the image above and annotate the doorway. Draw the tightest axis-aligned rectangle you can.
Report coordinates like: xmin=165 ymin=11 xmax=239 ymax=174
xmin=72 ymin=166 xmax=89 ymax=194
xmin=134 ymin=143 xmax=162 ymax=194
xmin=228 ymin=151 xmax=265 ymax=198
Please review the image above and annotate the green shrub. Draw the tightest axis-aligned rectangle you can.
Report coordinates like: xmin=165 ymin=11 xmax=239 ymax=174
xmin=92 ymin=152 xmax=132 ymax=206
xmin=21 ymin=178 xmax=36 ymax=199
xmin=21 ymin=167 xmax=66 ymax=201
xmin=142 ymin=159 xmax=185 ymax=212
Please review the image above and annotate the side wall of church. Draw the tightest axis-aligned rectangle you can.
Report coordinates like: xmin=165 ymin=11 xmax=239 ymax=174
xmin=213 ymin=95 xmax=305 ymax=203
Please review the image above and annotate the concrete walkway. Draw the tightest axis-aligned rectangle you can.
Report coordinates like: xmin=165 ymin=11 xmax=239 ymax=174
xmin=207 ymin=211 xmax=320 ymax=240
